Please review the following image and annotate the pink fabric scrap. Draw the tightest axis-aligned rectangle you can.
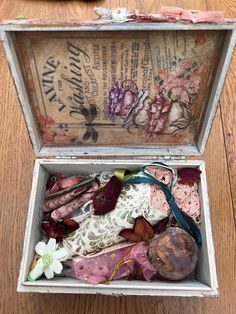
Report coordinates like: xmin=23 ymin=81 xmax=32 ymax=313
xmin=146 ymin=166 xmax=200 ymax=224
xmin=173 ymin=183 xmax=201 ymax=224
xmin=146 ymin=166 xmax=173 ymax=216
xmin=51 ymin=182 xmax=99 ymax=221
xmin=130 ymin=7 xmax=235 ymax=24
xmin=71 ymin=242 xmax=156 ymax=284
xmin=147 ymin=166 xmax=173 ymax=185
xmin=151 ymin=185 xmax=170 ymax=217
xmin=159 ymin=7 xmax=225 ymax=23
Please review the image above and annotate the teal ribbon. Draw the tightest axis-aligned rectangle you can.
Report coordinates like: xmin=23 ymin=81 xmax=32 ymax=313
xmin=124 ymin=162 xmax=202 ymax=246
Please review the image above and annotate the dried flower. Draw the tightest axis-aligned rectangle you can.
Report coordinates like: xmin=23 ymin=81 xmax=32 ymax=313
xmin=93 ymin=176 xmax=122 ymax=215
xmin=154 ymin=217 xmax=169 ymax=234
xmin=119 ymin=216 xmax=154 ymax=242
xmin=42 ymin=218 xmax=79 ymax=241
xmin=177 ymin=168 xmax=201 ymax=185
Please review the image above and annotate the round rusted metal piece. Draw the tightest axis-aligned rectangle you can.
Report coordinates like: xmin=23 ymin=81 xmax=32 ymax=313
xmin=148 ymin=227 xmax=199 ymax=280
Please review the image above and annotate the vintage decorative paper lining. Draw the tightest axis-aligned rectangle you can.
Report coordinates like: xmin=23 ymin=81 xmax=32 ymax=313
xmin=15 ymin=30 xmax=225 ymax=147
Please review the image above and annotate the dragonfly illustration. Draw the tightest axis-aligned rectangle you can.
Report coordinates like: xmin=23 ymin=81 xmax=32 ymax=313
xmin=75 ymin=103 xmax=116 ymax=143
xmin=75 ymin=102 xmax=99 ymax=143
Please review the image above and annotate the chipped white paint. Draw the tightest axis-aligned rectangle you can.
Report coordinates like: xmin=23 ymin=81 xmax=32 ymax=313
xmin=40 ymin=145 xmax=200 ymax=157
xmin=0 ymin=22 xmax=235 ymax=31
xmin=198 ymin=29 xmax=236 ymax=153
xmin=0 ymin=31 xmax=42 ymax=153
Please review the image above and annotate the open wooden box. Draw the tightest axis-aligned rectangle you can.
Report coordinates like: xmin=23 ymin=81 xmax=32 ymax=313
xmin=0 ymin=15 xmax=235 ymax=296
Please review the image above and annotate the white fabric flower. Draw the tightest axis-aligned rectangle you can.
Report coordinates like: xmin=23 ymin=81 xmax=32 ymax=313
xmin=27 ymin=238 xmax=69 ymax=281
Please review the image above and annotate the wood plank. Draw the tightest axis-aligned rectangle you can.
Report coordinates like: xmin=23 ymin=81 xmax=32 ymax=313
xmin=0 ymin=0 xmax=207 ymax=20
xmin=206 ymin=0 xmax=236 ymax=223
xmin=0 ymin=0 xmax=235 ymax=313
xmin=219 ymin=54 xmax=236 ymax=223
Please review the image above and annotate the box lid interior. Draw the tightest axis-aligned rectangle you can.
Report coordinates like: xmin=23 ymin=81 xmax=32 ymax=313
xmin=1 ymin=21 xmax=235 ymax=156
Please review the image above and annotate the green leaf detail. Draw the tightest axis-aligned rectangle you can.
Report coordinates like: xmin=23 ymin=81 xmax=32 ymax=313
xmin=154 ymin=75 xmax=161 ymax=81
xmin=177 ymin=73 xmax=185 ymax=79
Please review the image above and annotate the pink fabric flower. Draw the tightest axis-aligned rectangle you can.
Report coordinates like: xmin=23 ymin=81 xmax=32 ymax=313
xmin=71 ymin=242 xmax=156 ymax=284
xmin=45 ymin=174 xmax=68 ymax=196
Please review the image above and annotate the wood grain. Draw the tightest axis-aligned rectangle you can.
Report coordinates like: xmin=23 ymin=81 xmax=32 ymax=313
xmin=206 ymin=0 xmax=236 ymax=224
xmin=219 ymin=53 xmax=236 ymax=224
xmin=0 ymin=1 xmax=235 ymax=314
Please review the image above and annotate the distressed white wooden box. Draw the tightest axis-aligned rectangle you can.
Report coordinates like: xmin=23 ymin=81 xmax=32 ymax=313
xmin=0 ymin=17 xmax=235 ymax=296
xmin=18 ymin=159 xmax=216 ymax=297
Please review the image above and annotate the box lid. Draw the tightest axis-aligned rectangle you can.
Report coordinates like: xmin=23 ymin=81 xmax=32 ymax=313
xmin=0 ymin=8 xmax=235 ymax=157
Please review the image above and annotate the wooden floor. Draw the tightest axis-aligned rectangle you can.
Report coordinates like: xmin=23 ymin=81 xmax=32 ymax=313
xmin=0 ymin=1 xmax=235 ymax=313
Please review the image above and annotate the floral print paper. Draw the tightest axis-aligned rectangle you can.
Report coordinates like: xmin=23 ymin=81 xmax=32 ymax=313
xmin=15 ymin=30 xmax=224 ymax=147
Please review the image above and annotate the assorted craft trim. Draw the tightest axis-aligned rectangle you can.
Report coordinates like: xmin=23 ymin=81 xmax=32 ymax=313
xmin=94 ymin=7 xmax=236 ymax=24
xmin=28 ymin=162 xmax=202 ymax=284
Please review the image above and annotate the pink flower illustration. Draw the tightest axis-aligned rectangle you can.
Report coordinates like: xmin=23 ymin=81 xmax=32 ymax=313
xmin=156 ymin=60 xmax=203 ymax=102
xmin=38 ymin=115 xmax=79 ymax=145
xmin=41 ymin=129 xmax=68 ymax=145
xmin=38 ymin=115 xmax=55 ymax=127
xmin=145 ymin=94 xmax=172 ymax=140
xmin=106 ymin=60 xmax=204 ymax=141
xmin=175 ymin=60 xmax=192 ymax=75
